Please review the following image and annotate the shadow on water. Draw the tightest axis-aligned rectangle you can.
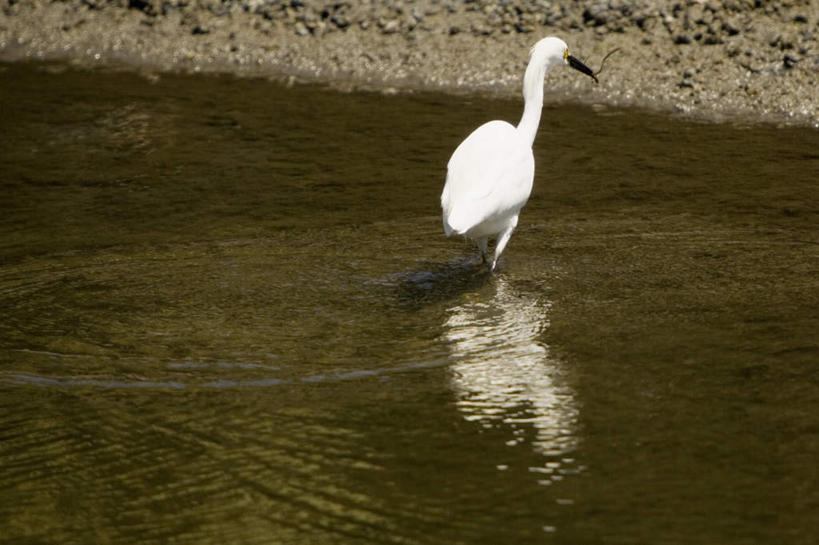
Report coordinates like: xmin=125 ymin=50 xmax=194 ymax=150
xmin=390 ymin=256 xmax=493 ymax=308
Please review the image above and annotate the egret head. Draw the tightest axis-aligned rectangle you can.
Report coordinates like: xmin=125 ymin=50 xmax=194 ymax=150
xmin=530 ymin=37 xmax=598 ymax=83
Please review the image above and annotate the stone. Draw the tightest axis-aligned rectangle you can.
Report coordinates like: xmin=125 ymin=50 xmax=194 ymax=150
xmin=294 ymin=21 xmax=308 ymax=36
xmin=721 ymin=21 xmax=740 ymax=36
xmin=382 ymin=19 xmax=399 ymax=34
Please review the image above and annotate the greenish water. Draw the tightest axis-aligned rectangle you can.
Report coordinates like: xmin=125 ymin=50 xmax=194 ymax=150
xmin=1 ymin=62 xmax=818 ymax=544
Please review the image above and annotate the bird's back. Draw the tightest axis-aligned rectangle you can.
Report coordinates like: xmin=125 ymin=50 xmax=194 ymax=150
xmin=441 ymin=120 xmax=534 ymax=238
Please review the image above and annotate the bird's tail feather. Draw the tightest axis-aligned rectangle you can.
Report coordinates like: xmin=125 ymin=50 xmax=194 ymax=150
xmin=443 ymin=216 xmax=455 ymax=237
xmin=444 ymin=206 xmax=473 ymax=236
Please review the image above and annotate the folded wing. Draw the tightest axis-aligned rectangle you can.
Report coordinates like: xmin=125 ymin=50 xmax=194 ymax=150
xmin=442 ymin=120 xmax=535 ymax=237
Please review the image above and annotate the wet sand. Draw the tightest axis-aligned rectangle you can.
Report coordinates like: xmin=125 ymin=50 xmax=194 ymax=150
xmin=1 ymin=1 xmax=817 ymax=126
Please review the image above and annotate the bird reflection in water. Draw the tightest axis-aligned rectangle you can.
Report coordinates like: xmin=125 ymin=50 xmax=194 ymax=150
xmin=443 ymin=277 xmax=580 ymax=482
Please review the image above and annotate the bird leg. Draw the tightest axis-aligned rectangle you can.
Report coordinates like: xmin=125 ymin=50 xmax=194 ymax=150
xmin=476 ymin=238 xmax=489 ymax=264
xmin=491 ymin=223 xmax=517 ymax=272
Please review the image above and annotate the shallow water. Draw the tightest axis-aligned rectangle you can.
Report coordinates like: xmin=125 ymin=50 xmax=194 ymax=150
xmin=1 ymin=62 xmax=818 ymax=544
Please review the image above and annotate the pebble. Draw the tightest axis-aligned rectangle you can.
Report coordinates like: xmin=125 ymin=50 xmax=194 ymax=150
xmin=294 ymin=21 xmax=308 ymax=36
xmin=382 ymin=20 xmax=399 ymax=34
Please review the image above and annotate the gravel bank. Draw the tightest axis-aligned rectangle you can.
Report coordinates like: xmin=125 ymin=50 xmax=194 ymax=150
xmin=2 ymin=0 xmax=817 ymax=126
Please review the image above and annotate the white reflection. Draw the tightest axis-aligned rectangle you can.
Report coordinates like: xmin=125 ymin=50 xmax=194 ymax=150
xmin=444 ymin=278 xmax=578 ymax=458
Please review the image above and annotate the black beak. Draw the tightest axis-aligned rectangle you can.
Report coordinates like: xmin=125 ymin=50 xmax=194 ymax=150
xmin=568 ymin=55 xmax=598 ymax=83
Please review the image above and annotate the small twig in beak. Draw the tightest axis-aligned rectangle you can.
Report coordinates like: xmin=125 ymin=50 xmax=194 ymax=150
xmin=594 ymin=48 xmax=621 ymax=79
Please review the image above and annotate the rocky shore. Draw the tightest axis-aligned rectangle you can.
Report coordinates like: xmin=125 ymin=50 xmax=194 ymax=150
xmin=2 ymin=0 xmax=817 ymax=126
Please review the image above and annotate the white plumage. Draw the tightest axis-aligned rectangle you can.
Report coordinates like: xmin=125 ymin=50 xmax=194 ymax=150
xmin=441 ymin=37 xmax=597 ymax=271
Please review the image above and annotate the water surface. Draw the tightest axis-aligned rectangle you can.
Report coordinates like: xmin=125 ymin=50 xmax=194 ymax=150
xmin=1 ymin=62 xmax=818 ymax=544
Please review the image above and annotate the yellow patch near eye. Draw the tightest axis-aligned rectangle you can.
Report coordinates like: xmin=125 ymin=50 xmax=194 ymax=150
xmin=564 ymin=49 xmax=570 ymax=60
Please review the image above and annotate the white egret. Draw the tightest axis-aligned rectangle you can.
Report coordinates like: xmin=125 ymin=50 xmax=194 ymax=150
xmin=441 ymin=37 xmax=597 ymax=271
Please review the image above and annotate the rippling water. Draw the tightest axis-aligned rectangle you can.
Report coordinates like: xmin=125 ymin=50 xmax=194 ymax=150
xmin=1 ymin=62 xmax=818 ymax=544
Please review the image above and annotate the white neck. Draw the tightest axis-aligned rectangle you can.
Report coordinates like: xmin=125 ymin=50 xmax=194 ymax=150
xmin=516 ymin=58 xmax=547 ymax=148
